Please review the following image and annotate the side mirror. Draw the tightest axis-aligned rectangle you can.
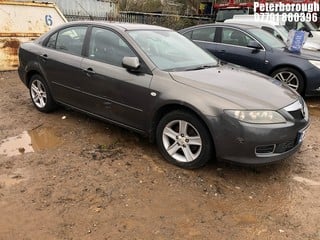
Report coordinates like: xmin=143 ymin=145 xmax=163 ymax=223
xmin=247 ymin=40 xmax=263 ymax=50
xmin=122 ymin=57 xmax=140 ymax=71
xmin=309 ymin=32 xmax=313 ymax=38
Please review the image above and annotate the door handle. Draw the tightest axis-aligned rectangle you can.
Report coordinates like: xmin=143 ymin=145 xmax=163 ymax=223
xmin=83 ymin=68 xmax=95 ymax=75
xmin=218 ymin=50 xmax=226 ymax=53
xmin=40 ymin=54 xmax=48 ymax=61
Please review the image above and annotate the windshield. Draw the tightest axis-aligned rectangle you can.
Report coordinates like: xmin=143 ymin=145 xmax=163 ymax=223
xmin=128 ymin=30 xmax=218 ymax=71
xmin=248 ymin=28 xmax=286 ymax=48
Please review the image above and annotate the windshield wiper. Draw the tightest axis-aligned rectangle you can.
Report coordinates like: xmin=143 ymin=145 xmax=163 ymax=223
xmin=185 ymin=65 xmax=216 ymax=71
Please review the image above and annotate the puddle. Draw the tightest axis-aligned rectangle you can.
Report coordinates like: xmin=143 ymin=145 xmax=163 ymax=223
xmin=28 ymin=127 xmax=62 ymax=151
xmin=0 ymin=168 xmax=28 ymax=188
xmin=0 ymin=127 xmax=62 ymax=157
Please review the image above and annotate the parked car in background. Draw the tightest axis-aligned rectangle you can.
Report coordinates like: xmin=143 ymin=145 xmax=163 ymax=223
xmin=286 ymin=20 xmax=320 ymax=49
xmin=179 ymin=23 xmax=320 ymax=96
xmin=19 ymin=22 xmax=309 ymax=168
xmin=225 ymin=15 xmax=320 ymax=51
xmin=215 ymin=7 xmax=253 ymax=22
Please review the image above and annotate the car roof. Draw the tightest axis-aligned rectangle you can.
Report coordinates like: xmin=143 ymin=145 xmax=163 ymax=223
xmin=60 ymin=21 xmax=171 ymax=31
xmin=225 ymin=19 xmax=284 ymax=27
xmin=179 ymin=23 xmax=258 ymax=32
xmin=225 ymin=15 xmax=286 ymax=25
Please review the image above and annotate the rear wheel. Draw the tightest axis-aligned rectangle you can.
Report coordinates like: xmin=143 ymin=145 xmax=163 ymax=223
xmin=156 ymin=111 xmax=213 ymax=169
xmin=271 ymin=67 xmax=304 ymax=94
xmin=29 ymin=74 xmax=56 ymax=112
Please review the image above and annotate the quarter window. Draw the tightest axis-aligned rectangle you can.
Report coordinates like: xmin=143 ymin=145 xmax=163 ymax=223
xmin=46 ymin=33 xmax=57 ymax=49
xmin=88 ymin=27 xmax=136 ymax=67
xmin=182 ymin=31 xmax=192 ymax=39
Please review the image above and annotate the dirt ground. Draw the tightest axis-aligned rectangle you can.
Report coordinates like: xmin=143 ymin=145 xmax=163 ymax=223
xmin=0 ymin=71 xmax=319 ymax=240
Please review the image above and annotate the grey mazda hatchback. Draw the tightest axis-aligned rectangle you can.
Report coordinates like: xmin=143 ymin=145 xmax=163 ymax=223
xmin=18 ymin=22 xmax=309 ymax=168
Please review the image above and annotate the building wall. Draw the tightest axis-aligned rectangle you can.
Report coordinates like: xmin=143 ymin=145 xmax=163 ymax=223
xmin=14 ymin=0 xmax=117 ymax=18
xmin=51 ymin=0 xmax=117 ymax=18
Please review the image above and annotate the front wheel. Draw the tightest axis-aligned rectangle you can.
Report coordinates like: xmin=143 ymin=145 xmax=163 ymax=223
xmin=156 ymin=111 xmax=213 ymax=169
xmin=271 ymin=68 xmax=304 ymax=95
xmin=29 ymin=74 xmax=56 ymax=112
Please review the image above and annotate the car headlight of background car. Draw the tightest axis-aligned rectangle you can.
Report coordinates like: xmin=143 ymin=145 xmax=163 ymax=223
xmin=309 ymin=60 xmax=320 ymax=69
xmin=225 ymin=110 xmax=286 ymax=124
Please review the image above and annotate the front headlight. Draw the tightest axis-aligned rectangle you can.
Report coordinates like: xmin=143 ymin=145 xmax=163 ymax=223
xmin=309 ymin=60 xmax=320 ymax=69
xmin=225 ymin=110 xmax=286 ymax=124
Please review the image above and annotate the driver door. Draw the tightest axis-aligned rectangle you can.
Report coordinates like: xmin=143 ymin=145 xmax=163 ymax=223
xmin=214 ymin=27 xmax=267 ymax=73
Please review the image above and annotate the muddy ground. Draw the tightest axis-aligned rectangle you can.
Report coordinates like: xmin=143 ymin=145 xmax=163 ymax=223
xmin=0 ymin=71 xmax=319 ymax=240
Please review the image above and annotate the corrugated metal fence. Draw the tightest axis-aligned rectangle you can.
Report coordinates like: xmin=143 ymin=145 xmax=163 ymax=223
xmin=65 ymin=11 xmax=213 ymax=30
xmin=119 ymin=11 xmax=212 ymax=30
xmin=49 ymin=0 xmax=117 ymax=19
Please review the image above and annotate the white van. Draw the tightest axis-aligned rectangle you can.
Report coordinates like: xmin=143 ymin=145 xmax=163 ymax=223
xmin=225 ymin=15 xmax=320 ymax=51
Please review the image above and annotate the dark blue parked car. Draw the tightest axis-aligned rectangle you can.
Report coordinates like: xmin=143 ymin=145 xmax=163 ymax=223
xmin=179 ymin=23 xmax=320 ymax=96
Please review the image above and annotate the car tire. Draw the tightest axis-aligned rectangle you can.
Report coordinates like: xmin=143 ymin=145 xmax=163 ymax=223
xmin=271 ymin=67 xmax=304 ymax=95
xmin=156 ymin=110 xmax=213 ymax=169
xmin=29 ymin=74 xmax=56 ymax=112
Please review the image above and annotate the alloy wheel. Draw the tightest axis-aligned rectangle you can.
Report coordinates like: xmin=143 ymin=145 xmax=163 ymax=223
xmin=162 ymin=120 xmax=202 ymax=163
xmin=30 ymin=79 xmax=47 ymax=108
xmin=273 ymin=71 xmax=299 ymax=90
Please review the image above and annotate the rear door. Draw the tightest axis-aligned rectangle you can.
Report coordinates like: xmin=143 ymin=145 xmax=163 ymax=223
xmin=41 ymin=25 xmax=88 ymax=108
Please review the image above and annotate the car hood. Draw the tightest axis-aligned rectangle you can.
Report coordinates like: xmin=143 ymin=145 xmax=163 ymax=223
xmin=169 ymin=64 xmax=298 ymax=110
xmin=281 ymin=47 xmax=320 ymax=60
xmin=303 ymin=40 xmax=320 ymax=51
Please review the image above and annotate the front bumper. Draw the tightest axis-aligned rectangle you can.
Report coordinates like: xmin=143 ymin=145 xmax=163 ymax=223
xmin=207 ymin=111 xmax=309 ymax=165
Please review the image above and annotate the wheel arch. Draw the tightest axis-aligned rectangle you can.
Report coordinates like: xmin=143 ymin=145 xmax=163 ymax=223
xmin=150 ymin=103 xmax=216 ymax=155
xmin=26 ymin=70 xmax=43 ymax=88
xmin=269 ymin=64 xmax=306 ymax=93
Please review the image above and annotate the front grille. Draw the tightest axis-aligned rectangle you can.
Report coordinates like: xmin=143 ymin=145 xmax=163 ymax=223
xmin=256 ymin=145 xmax=275 ymax=154
xmin=289 ymin=109 xmax=304 ymax=120
xmin=274 ymin=140 xmax=295 ymax=153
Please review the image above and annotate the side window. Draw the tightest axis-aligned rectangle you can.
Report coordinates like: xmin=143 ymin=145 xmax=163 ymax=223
xmin=88 ymin=27 xmax=136 ymax=67
xmin=221 ymin=28 xmax=253 ymax=47
xmin=192 ymin=27 xmax=216 ymax=42
xmin=54 ymin=26 xmax=87 ymax=56
xmin=46 ymin=33 xmax=57 ymax=49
